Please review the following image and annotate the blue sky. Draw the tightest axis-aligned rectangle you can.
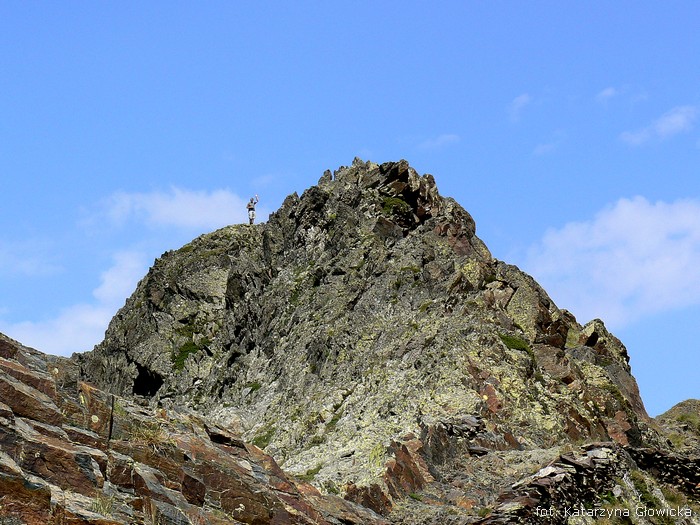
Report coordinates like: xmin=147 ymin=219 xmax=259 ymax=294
xmin=1 ymin=2 xmax=698 ymax=416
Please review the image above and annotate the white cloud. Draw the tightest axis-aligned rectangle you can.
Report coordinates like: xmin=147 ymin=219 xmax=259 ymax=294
xmin=631 ymin=91 xmax=649 ymax=105
xmin=620 ymin=106 xmax=698 ymax=145
xmin=620 ymin=128 xmax=652 ymax=146
xmin=93 ymin=251 xmax=147 ymax=305
xmin=533 ymin=130 xmax=566 ymax=156
xmin=418 ymin=133 xmax=460 ymax=150
xmin=533 ymin=142 xmax=557 ymax=156
xmin=0 ymin=239 xmax=61 ymax=277
xmin=509 ymin=93 xmax=532 ymax=121
xmin=3 ymin=303 xmax=116 ymax=356
xmin=250 ymin=174 xmax=277 ymax=188
xmin=654 ymin=106 xmax=697 ymax=137
xmin=105 ymin=187 xmax=251 ymax=230
xmin=525 ymin=197 xmax=700 ymax=328
xmin=0 ymin=251 xmax=148 ymax=356
xmin=596 ymin=87 xmax=618 ymax=102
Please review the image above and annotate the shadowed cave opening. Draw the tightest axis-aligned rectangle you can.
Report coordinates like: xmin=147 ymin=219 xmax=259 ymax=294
xmin=132 ymin=362 xmax=164 ymax=397
xmin=585 ymin=331 xmax=599 ymax=347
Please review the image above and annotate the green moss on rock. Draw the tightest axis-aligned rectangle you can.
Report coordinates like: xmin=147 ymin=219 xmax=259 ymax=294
xmin=252 ymin=426 xmax=276 ymax=449
xmin=498 ymin=333 xmax=529 ymax=351
xmin=382 ymin=196 xmax=410 ymax=216
xmin=172 ymin=342 xmax=199 ymax=371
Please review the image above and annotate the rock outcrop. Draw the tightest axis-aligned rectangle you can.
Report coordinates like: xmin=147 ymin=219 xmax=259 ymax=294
xmin=3 ymin=159 xmax=699 ymax=523
xmin=0 ymin=332 xmax=386 ymax=524
xmin=655 ymin=399 xmax=700 ymax=456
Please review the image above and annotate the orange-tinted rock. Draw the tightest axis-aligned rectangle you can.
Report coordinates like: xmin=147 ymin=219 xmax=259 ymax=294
xmin=0 ymin=452 xmax=53 ymax=525
xmin=384 ymin=435 xmax=434 ymax=498
xmin=0 ymin=336 xmax=19 ymax=360
xmin=0 ymin=370 xmax=63 ymax=426
xmin=0 ymin=327 xmax=491 ymax=523
xmin=479 ymin=383 xmax=502 ymax=413
xmin=345 ymin=482 xmax=393 ymax=515
xmin=8 ymin=423 xmax=104 ymax=496
xmin=181 ymin=467 xmax=205 ymax=506
xmin=77 ymin=381 xmax=114 ymax=438
xmin=63 ymin=424 xmax=107 ymax=450
xmin=107 ymin=450 xmax=135 ymax=489
xmin=0 ymin=400 xmax=14 ymax=421
xmin=0 ymin=357 xmax=57 ymax=400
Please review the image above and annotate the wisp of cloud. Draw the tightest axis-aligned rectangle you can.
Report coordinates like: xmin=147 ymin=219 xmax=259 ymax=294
xmin=525 ymin=196 xmax=700 ymax=328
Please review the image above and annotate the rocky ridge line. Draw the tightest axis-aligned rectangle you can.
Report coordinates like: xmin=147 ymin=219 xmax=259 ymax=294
xmin=4 ymin=158 xmax=697 ymax=523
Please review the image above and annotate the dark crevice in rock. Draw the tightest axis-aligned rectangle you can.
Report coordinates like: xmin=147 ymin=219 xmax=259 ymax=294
xmin=585 ymin=331 xmax=599 ymax=347
xmin=132 ymin=362 xmax=164 ymax=397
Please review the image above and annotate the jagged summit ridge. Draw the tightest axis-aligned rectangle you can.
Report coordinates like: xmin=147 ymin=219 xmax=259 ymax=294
xmin=76 ymin=159 xmax=665 ymax=519
xmin=80 ymin=158 xmax=492 ymax=397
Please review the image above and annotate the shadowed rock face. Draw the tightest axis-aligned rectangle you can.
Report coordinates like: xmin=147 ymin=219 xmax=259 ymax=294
xmin=3 ymin=159 xmax=699 ymax=523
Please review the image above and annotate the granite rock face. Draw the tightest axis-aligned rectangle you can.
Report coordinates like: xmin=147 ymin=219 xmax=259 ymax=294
xmin=3 ymin=159 xmax=699 ymax=523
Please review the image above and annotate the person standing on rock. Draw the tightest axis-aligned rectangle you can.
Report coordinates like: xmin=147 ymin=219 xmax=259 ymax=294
xmin=247 ymin=195 xmax=259 ymax=225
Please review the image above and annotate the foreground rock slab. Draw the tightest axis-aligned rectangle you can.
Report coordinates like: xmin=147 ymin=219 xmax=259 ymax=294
xmin=0 ymin=333 xmax=387 ymax=525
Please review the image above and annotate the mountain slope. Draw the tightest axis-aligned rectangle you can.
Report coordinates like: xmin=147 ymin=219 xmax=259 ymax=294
xmin=0 ymin=332 xmax=387 ymax=524
xmin=72 ymin=159 xmax=698 ymax=523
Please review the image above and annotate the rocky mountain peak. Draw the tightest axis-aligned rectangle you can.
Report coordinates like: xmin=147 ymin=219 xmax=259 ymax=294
xmin=52 ymin=159 xmax=698 ymax=523
xmin=265 ymin=157 xmax=484 ymax=264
